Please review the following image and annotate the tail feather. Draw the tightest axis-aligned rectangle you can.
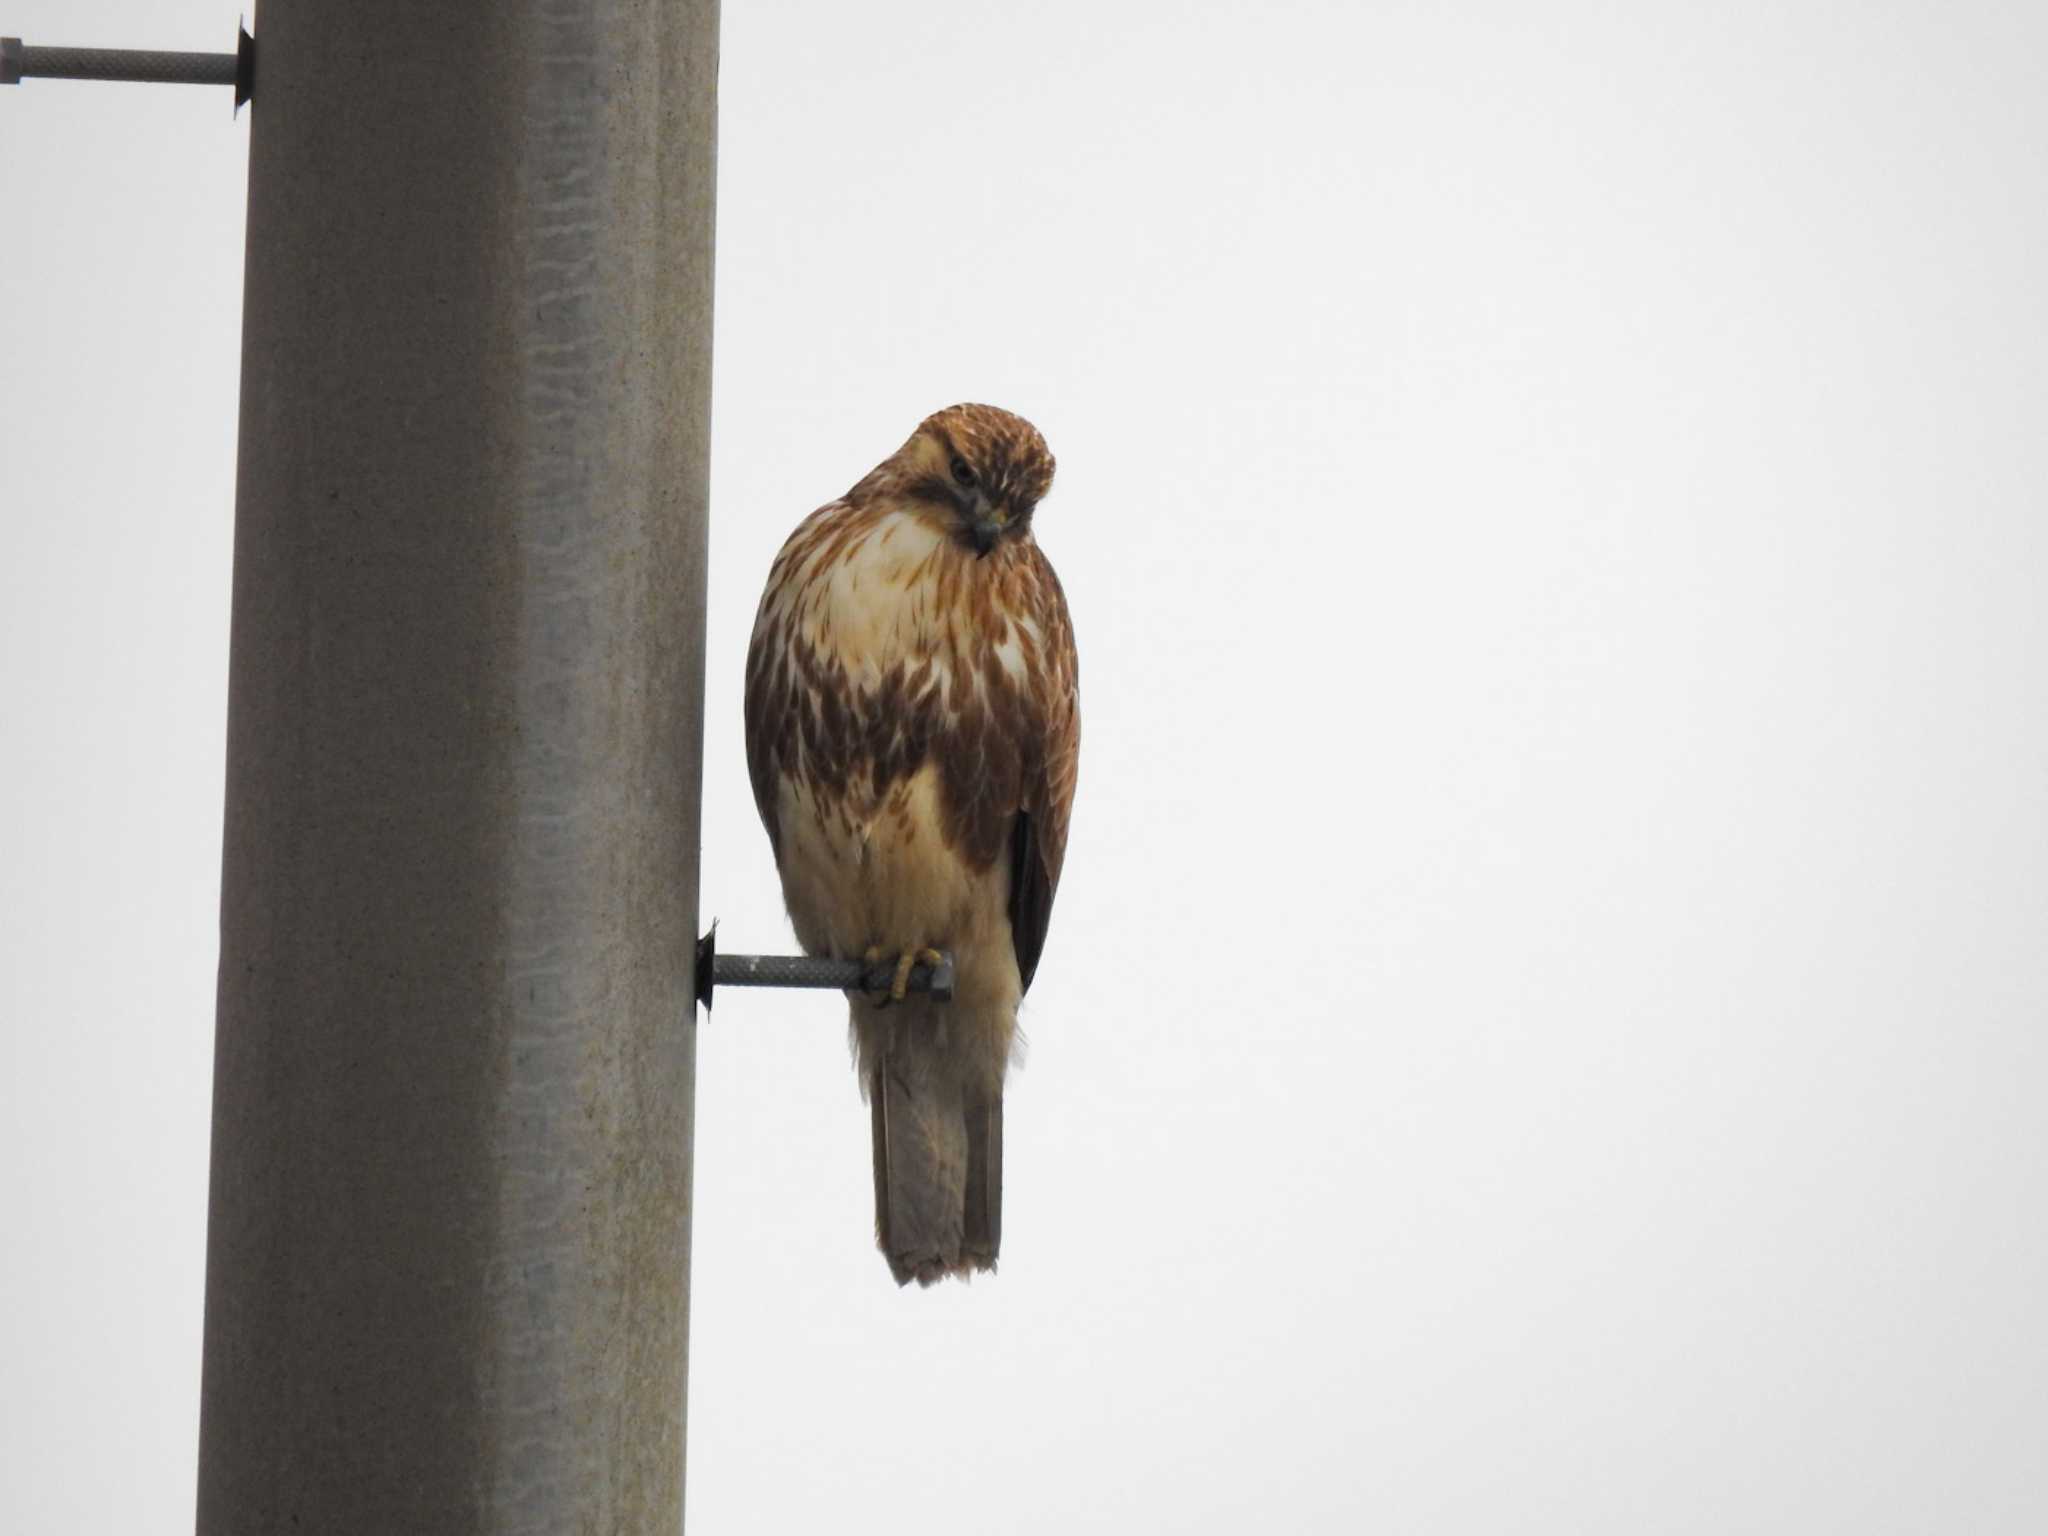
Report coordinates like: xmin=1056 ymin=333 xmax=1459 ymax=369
xmin=869 ymin=1053 xmax=1002 ymax=1286
xmin=961 ymin=1095 xmax=1002 ymax=1269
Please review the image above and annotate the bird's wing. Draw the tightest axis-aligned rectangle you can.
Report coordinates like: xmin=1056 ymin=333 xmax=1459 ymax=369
xmin=742 ymin=500 xmax=846 ymax=860
xmin=1005 ymin=545 xmax=1080 ymax=996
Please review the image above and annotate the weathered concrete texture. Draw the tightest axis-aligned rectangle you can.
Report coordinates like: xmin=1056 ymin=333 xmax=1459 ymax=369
xmin=196 ymin=3 xmax=717 ymax=1531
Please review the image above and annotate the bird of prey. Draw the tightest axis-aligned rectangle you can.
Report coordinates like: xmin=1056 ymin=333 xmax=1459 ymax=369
xmin=743 ymin=403 xmax=1080 ymax=1286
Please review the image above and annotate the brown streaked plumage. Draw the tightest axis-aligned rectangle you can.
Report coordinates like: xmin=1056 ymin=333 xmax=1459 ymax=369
xmin=743 ymin=404 xmax=1080 ymax=1286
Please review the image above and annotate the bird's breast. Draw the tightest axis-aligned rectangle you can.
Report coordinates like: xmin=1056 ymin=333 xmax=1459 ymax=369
xmin=748 ymin=500 xmax=1050 ymax=884
xmin=793 ymin=511 xmax=950 ymax=674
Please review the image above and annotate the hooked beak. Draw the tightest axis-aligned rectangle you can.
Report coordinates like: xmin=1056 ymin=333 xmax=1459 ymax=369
xmin=969 ymin=514 xmax=1004 ymax=556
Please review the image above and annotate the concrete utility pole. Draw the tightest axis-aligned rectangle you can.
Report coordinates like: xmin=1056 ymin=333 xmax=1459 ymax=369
xmin=195 ymin=3 xmax=718 ymax=1531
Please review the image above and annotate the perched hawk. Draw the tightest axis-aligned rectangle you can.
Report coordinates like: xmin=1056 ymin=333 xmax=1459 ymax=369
xmin=743 ymin=404 xmax=1081 ymax=1286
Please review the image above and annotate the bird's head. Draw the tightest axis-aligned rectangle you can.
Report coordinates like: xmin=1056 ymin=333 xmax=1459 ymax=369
xmin=859 ymin=403 xmax=1056 ymax=558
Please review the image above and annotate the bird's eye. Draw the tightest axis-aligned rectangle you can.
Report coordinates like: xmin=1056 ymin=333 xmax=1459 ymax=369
xmin=950 ymin=456 xmax=977 ymax=487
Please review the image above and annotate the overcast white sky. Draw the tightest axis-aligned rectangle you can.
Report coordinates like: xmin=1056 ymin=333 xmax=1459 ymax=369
xmin=5 ymin=1 xmax=2047 ymax=1531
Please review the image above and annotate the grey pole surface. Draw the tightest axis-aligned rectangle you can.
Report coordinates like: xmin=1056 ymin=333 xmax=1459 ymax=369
xmin=196 ymin=3 xmax=717 ymax=1532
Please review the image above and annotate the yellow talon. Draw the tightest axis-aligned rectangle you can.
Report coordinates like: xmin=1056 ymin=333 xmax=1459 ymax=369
xmin=868 ymin=945 xmax=947 ymax=1006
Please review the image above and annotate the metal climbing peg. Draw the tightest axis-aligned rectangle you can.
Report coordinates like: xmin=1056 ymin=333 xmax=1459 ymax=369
xmin=1 ymin=26 xmax=254 ymax=108
xmin=694 ymin=927 xmax=956 ymax=1011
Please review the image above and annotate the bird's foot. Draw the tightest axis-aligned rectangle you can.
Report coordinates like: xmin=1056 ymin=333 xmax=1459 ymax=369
xmin=861 ymin=945 xmax=946 ymax=1007
xmin=890 ymin=947 xmax=946 ymax=1004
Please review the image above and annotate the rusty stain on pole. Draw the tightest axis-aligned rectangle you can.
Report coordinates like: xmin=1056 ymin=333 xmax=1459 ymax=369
xmin=196 ymin=2 xmax=718 ymax=1530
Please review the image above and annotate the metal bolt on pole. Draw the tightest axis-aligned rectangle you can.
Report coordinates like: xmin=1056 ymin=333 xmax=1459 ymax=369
xmin=0 ymin=27 xmax=253 ymax=107
xmin=695 ymin=929 xmax=957 ymax=1009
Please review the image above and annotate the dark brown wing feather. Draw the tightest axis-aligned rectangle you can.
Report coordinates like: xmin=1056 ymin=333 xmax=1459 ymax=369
xmin=742 ymin=500 xmax=850 ymax=862
xmin=1007 ymin=812 xmax=1051 ymax=993
xmin=1004 ymin=546 xmax=1080 ymax=996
